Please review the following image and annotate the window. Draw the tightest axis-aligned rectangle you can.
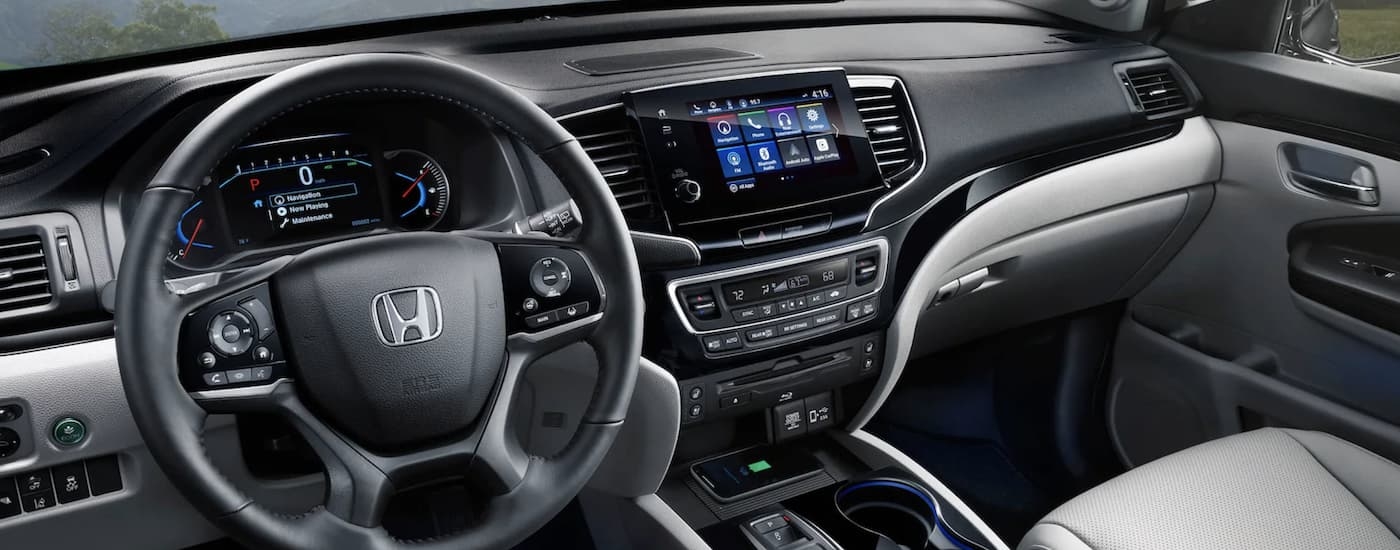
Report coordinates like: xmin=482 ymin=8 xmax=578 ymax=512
xmin=1281 ymin=0 xmax=1400 ymax=72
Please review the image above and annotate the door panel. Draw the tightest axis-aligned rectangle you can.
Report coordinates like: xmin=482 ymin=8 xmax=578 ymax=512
xmin=1110 ymin=120 xmax=1400 ymax=465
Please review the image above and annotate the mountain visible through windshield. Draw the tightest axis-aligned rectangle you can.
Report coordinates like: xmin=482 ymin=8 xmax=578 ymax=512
xmin=0 ymin=0 xmax=587 ymax=71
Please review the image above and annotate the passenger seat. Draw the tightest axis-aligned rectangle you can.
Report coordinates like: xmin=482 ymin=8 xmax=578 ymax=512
xmin=1019 ymin=428 xmax=1400 ymax=549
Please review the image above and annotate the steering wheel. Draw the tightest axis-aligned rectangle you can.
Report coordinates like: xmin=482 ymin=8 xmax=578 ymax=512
xmin=114 ymin=53 xmax=642 ymax=549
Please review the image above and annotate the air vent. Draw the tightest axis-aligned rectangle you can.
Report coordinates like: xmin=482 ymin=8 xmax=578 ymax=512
xmin=0 ymin=235 xmax=51 ymax=313
xmin=850 ymin=78 xmax=922 ymax=186
xmin=557 ymin=106 xmax=660 ymax=222
xmin=1120 ymin=64 xmax=1192 ymax=119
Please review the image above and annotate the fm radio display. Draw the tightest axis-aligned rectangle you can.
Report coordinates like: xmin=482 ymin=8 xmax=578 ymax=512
xmin=722 ymin=258 xmax=849 ymax=305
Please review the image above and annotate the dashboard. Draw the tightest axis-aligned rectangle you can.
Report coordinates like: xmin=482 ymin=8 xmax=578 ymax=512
xmin=0 ymin=4 xmax=1213 ymax=548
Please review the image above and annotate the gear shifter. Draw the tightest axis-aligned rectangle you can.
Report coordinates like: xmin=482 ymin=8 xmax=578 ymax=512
xmin=742 ymin=510 xmax=842 ymax=550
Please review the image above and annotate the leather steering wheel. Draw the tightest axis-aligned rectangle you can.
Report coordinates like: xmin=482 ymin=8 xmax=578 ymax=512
xmin=114 ymin=53 xmax=642 ymax=549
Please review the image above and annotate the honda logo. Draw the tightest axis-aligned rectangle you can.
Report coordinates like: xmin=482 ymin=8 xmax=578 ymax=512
xmin=371 ymin=287 xmax=443 ymax=346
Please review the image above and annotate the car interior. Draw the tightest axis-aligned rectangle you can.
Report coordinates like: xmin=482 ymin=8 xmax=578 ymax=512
xmin=1 ymin=0 xmax=1400 ymax=548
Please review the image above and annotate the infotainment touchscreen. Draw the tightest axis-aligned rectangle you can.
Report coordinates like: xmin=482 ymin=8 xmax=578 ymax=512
xmin=626 ymin=70 xmax=884 ymax=226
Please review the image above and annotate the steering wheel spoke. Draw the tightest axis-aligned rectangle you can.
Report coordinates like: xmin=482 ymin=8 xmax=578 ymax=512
xmin=178 ymin=258 xmax=297 ymax=413
xmin=460 ymin=230 xmax=607 ymax=348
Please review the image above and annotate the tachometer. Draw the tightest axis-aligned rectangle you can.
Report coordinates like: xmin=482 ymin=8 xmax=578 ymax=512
xmin=168 ymin=198 xmax=219 ymax=266
xmin=385 ymin=149 xmax=451 ymax=230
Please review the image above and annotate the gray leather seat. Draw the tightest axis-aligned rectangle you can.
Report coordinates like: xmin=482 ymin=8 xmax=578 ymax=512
xmin=1019 ymin=428 xmax=1400 ymax=550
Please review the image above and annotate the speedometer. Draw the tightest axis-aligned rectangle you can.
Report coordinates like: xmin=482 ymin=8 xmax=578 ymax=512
xmin=385 ymin=149 xmax=451 ymax=230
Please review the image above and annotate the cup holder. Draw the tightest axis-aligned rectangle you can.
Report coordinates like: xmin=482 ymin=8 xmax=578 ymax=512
xmin=834 ymin=469 xmax=987 ymax=550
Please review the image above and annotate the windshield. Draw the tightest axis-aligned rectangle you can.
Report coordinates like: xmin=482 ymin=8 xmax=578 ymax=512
xmin=0 ymin=0 xmax=593 ymax=71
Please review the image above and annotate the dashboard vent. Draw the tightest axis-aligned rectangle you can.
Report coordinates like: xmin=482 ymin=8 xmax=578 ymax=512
xmin=0 ymin=235 xmax=51 ymax=313
xmin=1121 ymin=64 xmax=1192 ymax=119
xmin=557 ymin=106 xmax=660 ymax=222
xmin=851 ymin=78 xmax=921 ymax=186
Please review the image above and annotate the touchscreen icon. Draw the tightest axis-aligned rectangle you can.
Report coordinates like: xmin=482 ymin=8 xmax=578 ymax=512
xmin=807 ymin=134 xmax=841 ymax=164
xmin=767 ymin=106 xmax=802 ymax=138
xmin=715 ymin=145 xmax=754 ymax=177
xmin=747 ymin=141 xmax=783 ymax=173
xmin=737 ymin=110 xmax=772 ymax=141
xmin=707 ymin=114 xmax=742 ymax=146
xmin=797 ymin=103 xmax=831 ymax=133
xmin=778 ymin=137 xmax=813 ymax=168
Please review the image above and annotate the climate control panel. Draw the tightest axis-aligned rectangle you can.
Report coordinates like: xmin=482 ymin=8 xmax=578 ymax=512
xmin=668 ymin=239 xmax=887 ymax=358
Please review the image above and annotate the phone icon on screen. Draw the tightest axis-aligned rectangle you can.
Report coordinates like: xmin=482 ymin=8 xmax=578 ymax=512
xmin=747 ymin=117 xmax=762 ymax=129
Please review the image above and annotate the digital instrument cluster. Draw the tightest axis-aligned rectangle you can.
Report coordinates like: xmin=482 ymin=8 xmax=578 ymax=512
xmin=169 ymin=133 xmax=454 ymax=269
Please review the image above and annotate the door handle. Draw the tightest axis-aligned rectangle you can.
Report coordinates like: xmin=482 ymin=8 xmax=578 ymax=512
xmin=1280 ymin=143 xmax=1380 ymax=206
xmin=1288 ymin=169 xmax=1379 ymax=206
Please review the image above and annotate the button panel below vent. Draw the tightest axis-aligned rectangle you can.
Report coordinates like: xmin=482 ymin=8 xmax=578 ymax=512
xmin=0 ymin=235 xmax=51 ymax=313
xmin=850 ymin=76 xmax=922 ymax=186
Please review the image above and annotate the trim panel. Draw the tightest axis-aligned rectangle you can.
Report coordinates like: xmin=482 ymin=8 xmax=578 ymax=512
xmin=849 ymin=117 xmax=1222 ymax=430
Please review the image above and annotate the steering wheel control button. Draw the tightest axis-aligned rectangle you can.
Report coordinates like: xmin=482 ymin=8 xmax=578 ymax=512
xmin=0 ymin=427 xmax=19 ymax=458
xmin=522 ymin=297 xmax=539 ymax=313
xmin=250 ymin=366 xmax=273 ymax=381
xmin=688 ymin=404 xmax=703 ymax=419
xmin=237 ymin=297 xmax=276 ymax=341
xmin=524 ymin=310 xmax=557 ymax=329
xmin=688 ymin=387 xmax=703 ymax=401
xmin=208 ymin=310 xmax=255 ymax=356
xmin=51 ymin=418 xmax=86 ymax=447
xmin=529 ymin=257 xmax=572 ymax=298
xmin=226 ymin=369 xmax=253 ymax=385
xmin=197 ymin=352 xmax=217 ymax=369
xmin=51 ymin=462 xmax=90 ymax=504
xmin=202 ymin=372 xmax=228 ymax=386
xmin=252 ymin=346 xmax=272 ymax=362
xmin=556 ymin=302 xmax=590 ymax=322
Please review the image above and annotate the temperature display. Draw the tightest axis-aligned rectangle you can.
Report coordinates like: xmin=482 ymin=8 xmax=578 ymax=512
xmin=721 ymin=258 xmax=849 ymax=305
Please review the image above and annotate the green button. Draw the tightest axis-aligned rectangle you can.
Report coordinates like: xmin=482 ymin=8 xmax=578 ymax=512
xmin=52 ymin=417 xmax=86 ymax=446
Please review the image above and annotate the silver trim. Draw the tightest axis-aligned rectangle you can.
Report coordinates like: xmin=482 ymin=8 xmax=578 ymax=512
xmin=190 ymin=377 xmax=291 ymax=401
xmin=832 ymin=430 xmax=1011 ymax=550
xmin=852 ymin=74 xmax=929 ymax=232
xmin=665 ymin=238 xmax=888 ymax=336
xmin=507 ymin=312 xmax=605 ymax=344
xmin=370 ymin=286 xmax=444 ymax=347
xmin=554 ymin=102 xmax=625 ymax=122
